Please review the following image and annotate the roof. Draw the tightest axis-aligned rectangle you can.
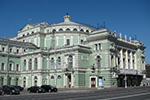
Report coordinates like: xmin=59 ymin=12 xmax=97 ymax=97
xmin=0 ymin=38 xmax=37 ymax=48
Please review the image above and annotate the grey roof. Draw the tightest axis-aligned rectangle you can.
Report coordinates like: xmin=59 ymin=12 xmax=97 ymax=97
xmin=0 ymin=38 xmax=37 ymax=48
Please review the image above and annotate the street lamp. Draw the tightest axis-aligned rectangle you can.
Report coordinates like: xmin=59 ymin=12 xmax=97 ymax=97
xmin=124 ymin=73 xmax=127 ymax=88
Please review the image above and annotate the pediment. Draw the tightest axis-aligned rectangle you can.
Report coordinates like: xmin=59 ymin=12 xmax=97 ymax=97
xmin=20 ymin=24 xmax=34 ymax=31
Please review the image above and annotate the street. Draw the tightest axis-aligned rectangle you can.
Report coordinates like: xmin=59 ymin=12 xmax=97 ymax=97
xmin=0 ymin=86 xmax=150 ymax=100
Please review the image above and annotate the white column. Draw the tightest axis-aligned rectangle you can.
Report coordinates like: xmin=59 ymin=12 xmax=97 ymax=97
xmin=114 ymin=55 xmax=116 ymax=67
xmin=47 ymin=58 xmax=49 ymax=70
xmin=71 ymin=35 xmax=73 ymax=45
xmin=37 ymin=75 xmax=42 ymax=86
xmin=120 ymin=49 xmax=123 ymax=69
xmin=71 ymin=74 xmax=74 ymax=87
xmin=64 ymin=36 xmax=66 ymax=45
xmin=78 ymin=36 xmax=80 ymax=44
xmin=73 ymin=55 xmax=75 ymax=68
xmin=38 ymin=54 xmax=43 ymax=70
xmin=63 ymin=74 xmax=66 ymax=87
xmin=56 ymin=36 xmax=58 ymax=46
xmin=130 ymin=52 xmax=133 ymax=69
xmin=134 ymin=53 xmax=137 ymax=70
xmin=26 ymin=59 xmax=29 ymax=71
xmin=38 ymin=36 xmax=40 ymax=47
xmin=44 ymin=38 xmax=46 ymax=48
xmin=32 ymin=57 xmax=34 ymax=70
xmin=125 ymin=50 xmax=128 ymax=69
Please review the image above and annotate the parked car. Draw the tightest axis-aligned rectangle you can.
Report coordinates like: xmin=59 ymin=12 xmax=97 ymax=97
xmin=28 ymin=86 xmax=45 ymax=93
xmin=41 ymin=85 xmax=58 ymax=92
xmin=0 ymin=86 xmax=4 ymax=95
xmin=2 ymin=85 xmax=20 ymax=95
xmin=13 ymin=86 xmax=24 ymax=91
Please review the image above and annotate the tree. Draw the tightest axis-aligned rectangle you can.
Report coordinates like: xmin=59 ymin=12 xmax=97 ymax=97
xmin=145 ymin=63 xmax=150 ymax=78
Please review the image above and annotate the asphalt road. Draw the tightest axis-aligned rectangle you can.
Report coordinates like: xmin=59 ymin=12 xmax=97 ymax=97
xmin=0 ymin=86 xmax=150 ymax=100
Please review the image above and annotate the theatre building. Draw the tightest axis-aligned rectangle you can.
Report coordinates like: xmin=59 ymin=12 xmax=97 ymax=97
xmin=0 ymin=14 xmax=146 ymax=88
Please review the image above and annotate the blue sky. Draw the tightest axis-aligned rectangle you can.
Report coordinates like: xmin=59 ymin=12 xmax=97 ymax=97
xmin=0 ymin=0 xmax=150 ymax=63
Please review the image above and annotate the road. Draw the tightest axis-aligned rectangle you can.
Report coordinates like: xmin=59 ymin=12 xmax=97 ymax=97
xmin=0 ymin=86 xmax=150 ymax=100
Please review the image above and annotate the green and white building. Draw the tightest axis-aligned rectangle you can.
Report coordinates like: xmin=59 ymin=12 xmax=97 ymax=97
xmin=0 ymin=14 xmax=146 ymax=89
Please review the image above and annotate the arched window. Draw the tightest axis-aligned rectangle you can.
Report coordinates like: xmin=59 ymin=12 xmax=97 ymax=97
xmin=73 ymin=28 xmax=77 ymax=31
xmin=66 ymin=28 xmax=70 ymax=31
xmin=27 ymin=33 xmax=29 ymax=35
xmin=86 ymin=30 xmax=89 ymax=33
xmin=57 ymin=75 xmax=61 ymax=79
xmin=34 ymin=58 xmax=38 ymax=70
xmin=16 ymin=78 xmax=19 ymax=86
xmin=34 ymin=76 xmax=38 ymax=80
xmin=29 ymin=59 xmax=32 ymax=70
xmin=59 ymin=28 xmax=63 ymax=31
xmin=24 ymin=60 xmax=26 ymax=71
xmin=80 ymin=29 xmax=84 ymax=32
xmin=96 ymin=56 xmax=101 ymax=68
xmin=52 ymin=29 xmax=56 ymax=33
xmin=1 ymin=77 xmax=4 ymax=86
xmin=68 ymin=55 xmax=73 ymax=68
xmin=51 ymin=76 xmax=54 ymax=79
xmin=57 ymin=57 xmax=61 ymax=69
xmin=51 ymin=58 xmax=55 ymax=69
xmin=23 ymin=34 xmax=25 ymax=37
xmin=8 ymin=77 xmax=11 ymax=85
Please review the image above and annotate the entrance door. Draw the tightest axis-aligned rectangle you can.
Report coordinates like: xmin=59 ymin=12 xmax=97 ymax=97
xmin=91 ymin=78 xmax=96 ymax=88
xmin=68 ymin=74 xmax=71 ymax=88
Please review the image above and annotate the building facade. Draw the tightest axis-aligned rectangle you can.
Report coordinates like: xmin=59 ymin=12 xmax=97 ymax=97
xmin=0 ymin=14 xmax=146 ymax=89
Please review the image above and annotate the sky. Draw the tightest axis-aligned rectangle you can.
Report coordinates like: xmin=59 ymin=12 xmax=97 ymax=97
xmin=0 ymin=0 xmax=150 ymax=63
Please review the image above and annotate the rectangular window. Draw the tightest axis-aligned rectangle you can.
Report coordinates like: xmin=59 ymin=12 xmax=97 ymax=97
xmin=99 ymin=43 xmax=101 ymax=50
xmin=2 ymin=47 xmax=5 ymax=52
xmin=95 ymin=44 xmax=97 ymax=50
xmin=1 ymin=63 xmax=5 ymax=70
xmin=81 ymin=40 xmax=84 ymax=44
xmin=9 ymin=64 xmax=12 ymax=71
xmin=9 ymin=48 xmax=12 ymax=53
xmin=16 ymin=64 xmax=19 ymax=71
xmin=67 ymin=39 xmax=70 ymax=45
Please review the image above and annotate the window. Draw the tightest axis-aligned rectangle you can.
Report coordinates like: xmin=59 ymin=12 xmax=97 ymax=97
xmin=66 ymin=28 xmax=70 ymax=31
xmin=96 ymin=56 xmax=101 ymax=68
xmin=34 ymin=58 xmax=38 ymax=70
xmin=1 ymin=77 xmax=4 ymax=86
xmin=95 ymin=44 xmax=98 ymax=50
xmin=16 ymin=64 xmax=19 ymax=71
xmin=9 ymin=48 xmax=12 ymax=53
xmin=57 ymin=57 xmax=61 ymax=69
xmin=57 ymin=75 xmax=61 ymax=79
xmin=59 ymin=28 xmax=63 ymax=31
xmin=52 ymin=29 xmax=56 ymax=33
xmin=24 ymin=60 xmax=26 ymax=71
xmin=67 ymin=39 xmax=70 ymax=45
xmin=16 ymin=49 xmax=19 ymax=54
xmin=9 ymin=64 xmax=12 ymax=71
xmin=86 ymin=30 xmax=89 ymax=33
xmin=81 ymin=39 xmax=84 ymax=44
xmin=1 ymin=63 xmax=4 ymax=70
xmin=73 ymin=28 xmax=77 ymax=31
xmin=51 ymin=76 xmax=54 ymax=79
xmin=23 ymin=34 xmax=25 ymax=37
xmin=29 ymin=59 xmax=32 ymax=70
xmin=51 ymin=58 xmax=55 ymax=69
xmin=68 ymin=55 xmax=73 ymax=68
xmin=8 ymin=77 xmax=11 ymax=85
xmin=2 ymin=47 xmax=5 ymax=52
xmin=80 ymin=29 xmax=84 ymax=32
xmin=99 ymin=43 xmax=101 ymax=50
xmin=27 ymin=33 xmax=29 ymax=35
xmin=32 ymin=31 xmax=34 ymax=34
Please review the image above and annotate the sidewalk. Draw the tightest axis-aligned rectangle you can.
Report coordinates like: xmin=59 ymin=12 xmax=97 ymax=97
xmin=58 ymin=86 xmax=149 ymax=93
